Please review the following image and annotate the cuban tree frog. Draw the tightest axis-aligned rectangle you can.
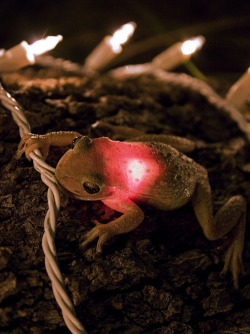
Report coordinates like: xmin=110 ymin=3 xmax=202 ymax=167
xmin=17 ymin=126 xmax=246 ymax=288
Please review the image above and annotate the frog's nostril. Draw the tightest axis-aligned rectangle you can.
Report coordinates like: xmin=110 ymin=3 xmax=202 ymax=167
xmin=71 ymin=136 xmax=82 ymax=149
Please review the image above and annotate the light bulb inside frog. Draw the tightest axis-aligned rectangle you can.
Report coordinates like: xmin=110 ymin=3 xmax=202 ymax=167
xmin=55 ymin=136 xmax=117 ymax=201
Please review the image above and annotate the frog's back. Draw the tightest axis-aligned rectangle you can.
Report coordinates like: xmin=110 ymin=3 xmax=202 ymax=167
xmin=136 ymin=141 xmax=206 ymax=210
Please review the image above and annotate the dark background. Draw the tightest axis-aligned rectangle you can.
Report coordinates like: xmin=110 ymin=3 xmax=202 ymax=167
xmin=0 ymin=0 xmax=249 ymax=76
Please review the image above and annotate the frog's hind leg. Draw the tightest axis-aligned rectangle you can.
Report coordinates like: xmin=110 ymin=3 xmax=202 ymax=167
xmin=191 ymin=176 xmax=246 ymax=288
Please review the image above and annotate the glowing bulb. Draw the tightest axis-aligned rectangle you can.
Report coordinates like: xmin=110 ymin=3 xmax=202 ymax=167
xmin=152 ymin=35 xmax=205 ymax=71
xmin=84 ymin=22 xmax=136 ymax=71
xmin=109 ymin=22 xmax=136 ymax=53
xmin=226 ymin=67 xmax=250 ymax=111
xmin=29 ymin=35 xmax=63 ymax=56
xmin=0 ymin=35 xmax=63 ymax=72
xmin=181 ymin=36 xmax=205 ymax=55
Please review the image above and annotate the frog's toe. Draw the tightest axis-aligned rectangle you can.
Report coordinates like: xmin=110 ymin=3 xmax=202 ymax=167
xmin=220 ymin=242 xmax=245 ymax=288
xmin=80 ymin=225 xmax=112 ymax=254
xmin=16 ymin=134 xmax=33 ymax=159
xmin=17 ymin=133 xmax=45 ymax=160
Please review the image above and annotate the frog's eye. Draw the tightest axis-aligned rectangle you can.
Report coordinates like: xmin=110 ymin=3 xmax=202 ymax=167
xmin=71 ymin=137 xmax=82 ymax=149
xmin=83 ymin=181 xmax=100 ymax=194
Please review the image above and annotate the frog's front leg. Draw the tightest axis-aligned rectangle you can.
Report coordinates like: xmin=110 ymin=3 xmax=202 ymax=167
xmin=17 ymin=131 xmax=82 ymax=160
xmin=80 ymin=199 xmax=144 ymax=254
xmin=191 ymin=173 xmax=246 ymax=288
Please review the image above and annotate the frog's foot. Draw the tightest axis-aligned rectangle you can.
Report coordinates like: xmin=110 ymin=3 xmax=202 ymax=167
xmin=81 ymin=201 xmax=144 ymax=254
xmin=220 ymin=239 xmax=245 ymax=289
xmin=17 ymin=133 xmax=49 ymax=160
xmin=80 ymin=224 xmax=114 ymax=254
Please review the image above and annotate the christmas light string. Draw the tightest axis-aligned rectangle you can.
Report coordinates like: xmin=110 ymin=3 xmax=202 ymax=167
xmin=0 ymin=83 xmax=86 ymax=334
xmin=36 ymin=54 xmax=89 ymax=75
xmin=152 ymin=70 xmax=250 ymax=141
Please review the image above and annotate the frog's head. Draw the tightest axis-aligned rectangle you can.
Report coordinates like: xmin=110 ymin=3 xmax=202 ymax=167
xmin=55 ymin=136 xmax=116 ymax=201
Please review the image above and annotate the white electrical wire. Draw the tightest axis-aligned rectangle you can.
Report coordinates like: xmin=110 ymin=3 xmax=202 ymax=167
xmin=0 ymin=82 xmax=87 ymax=334
xmin=110 ymin=66 xmax=250 ymax=142
xmin=36 ymin=55 xmax=93 ymax=76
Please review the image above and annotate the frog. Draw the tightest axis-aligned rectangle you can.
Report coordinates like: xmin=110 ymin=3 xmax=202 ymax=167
xmin=17 ymin=123 xmax=246 ymax=288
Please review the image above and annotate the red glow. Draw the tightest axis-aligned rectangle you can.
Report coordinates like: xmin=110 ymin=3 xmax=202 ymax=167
xmin=128 ymin=159 xmax=146 ymax=181
xmin=91 ymin=138 xmax=162 ymax=200
xmin=126 ymin=158 xmax=150 ymax=193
